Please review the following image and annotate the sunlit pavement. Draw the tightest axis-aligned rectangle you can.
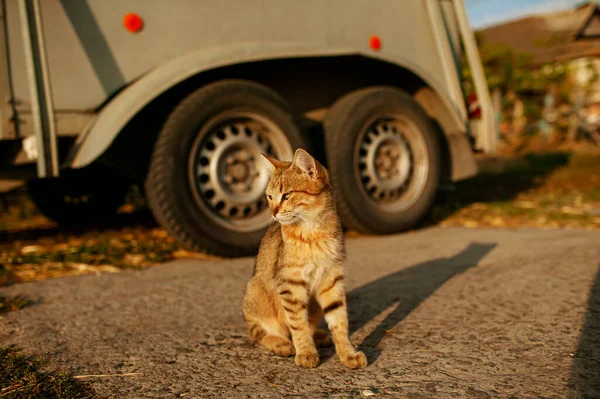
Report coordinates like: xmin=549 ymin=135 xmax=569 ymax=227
xmin=1 ymin=227 xmax=599 ymax=398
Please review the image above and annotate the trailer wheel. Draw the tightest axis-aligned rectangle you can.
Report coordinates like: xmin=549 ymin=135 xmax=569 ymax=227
xmin=324 ymin=86 xmax=441 ymax=234
xmin=27 ymin=166 xmax=130 ymax=226
xmin=145 ymin=80 xmax=306 ymax=257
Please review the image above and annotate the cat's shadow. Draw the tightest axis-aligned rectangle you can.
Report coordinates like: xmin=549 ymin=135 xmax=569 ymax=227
xmin=318 ymin=242 xmax=497 ymax=365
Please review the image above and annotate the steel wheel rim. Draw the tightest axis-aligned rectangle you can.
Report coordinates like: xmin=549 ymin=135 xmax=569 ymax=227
xmin=353 ymin=115 xmax=429 ymax=212
xmin=188 ymin=110 xmax=293 ymax=232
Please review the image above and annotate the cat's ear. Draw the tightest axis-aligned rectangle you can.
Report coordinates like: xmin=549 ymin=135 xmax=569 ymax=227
xmin=292 ymin=148 xmax=318 ymax=179
xmin=261 ymin=153 xmax=286 ymax=173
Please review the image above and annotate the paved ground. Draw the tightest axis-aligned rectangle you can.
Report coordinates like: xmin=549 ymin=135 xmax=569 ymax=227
xmin=1 ymin=227 xmax=599 ymax=399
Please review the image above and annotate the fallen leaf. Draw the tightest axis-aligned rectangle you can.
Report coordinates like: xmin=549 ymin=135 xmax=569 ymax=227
xmin=95 ymin=265 xmax=121 ymax=273
xmin=119 ymin=204 xmax=135 ymax=214
xmin=52 ymin=243 xmax=69 ymax=251
xmin=561 ymin=206 xmax=585 ymax=215
xmin=124 ymin=254 xmax=145 ymax=266
xmin=515 ymin=201 xmax=537 ymax=208
xmin=152 ymin=229 xmax=170 ymax=238
xmin=172 ymin=249 xmax=216 ymax=260
xmin=490 ymin=217 xmax=506 ymax=227
xmin=263 ymin=372 xmax=282 ymax=387
xmin=362 ymin=390 xmax=376 ymax=396
xmin=21 ymin=245 xmax=48 ymax=255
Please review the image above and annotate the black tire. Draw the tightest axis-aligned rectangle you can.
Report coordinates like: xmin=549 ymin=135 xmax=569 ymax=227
xmin=324 ymin=86 xmax=441 ymax=234
xmin=145 ymin=79 xmax=307 ymax=257
xmin=27 ymin=166 xmax=130 ymax=226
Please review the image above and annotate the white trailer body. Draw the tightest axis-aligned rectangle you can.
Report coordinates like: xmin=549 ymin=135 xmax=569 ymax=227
xmin=0 ymin=0 xmax=496 ymax=255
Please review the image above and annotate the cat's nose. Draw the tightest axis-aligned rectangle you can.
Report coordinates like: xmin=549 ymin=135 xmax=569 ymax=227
xmin=270 ymin=206 xmax=279 ymax=216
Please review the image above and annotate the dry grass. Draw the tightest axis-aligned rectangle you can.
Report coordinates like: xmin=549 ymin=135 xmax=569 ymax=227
xmin=0 ymin=346 xmax=97 ymax=399
xmin=0 ymin=298 xmax=98 ymax=399
xmin=0 ymin=295 xmax=32 ymax=315
xmin=428 ymin=148 xmax=600 ymax=229
xmin=0 ymin=196 xmax=218 ymax=286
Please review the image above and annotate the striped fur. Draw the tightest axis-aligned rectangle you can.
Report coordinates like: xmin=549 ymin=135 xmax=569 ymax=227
xmin=242 ymin=149 xmax=367 ymax=369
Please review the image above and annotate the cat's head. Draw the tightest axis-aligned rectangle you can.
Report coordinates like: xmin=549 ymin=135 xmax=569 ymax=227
xmin=262 ymin=148 xmax=332 ymax=225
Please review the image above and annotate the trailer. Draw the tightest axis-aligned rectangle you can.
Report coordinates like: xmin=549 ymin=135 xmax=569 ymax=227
xmin=0 ymin=0 xmax=496 ymax=256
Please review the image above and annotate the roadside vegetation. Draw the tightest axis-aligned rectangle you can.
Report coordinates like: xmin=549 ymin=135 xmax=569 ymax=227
xmin=431 ymin=146 xmax=600 ymax=229
xmin=1 ymin=146 xmax=598 ymax=287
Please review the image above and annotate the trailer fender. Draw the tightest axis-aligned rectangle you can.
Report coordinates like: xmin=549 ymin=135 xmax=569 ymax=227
xmin=66 ymin=43 xmax=468 ymax=171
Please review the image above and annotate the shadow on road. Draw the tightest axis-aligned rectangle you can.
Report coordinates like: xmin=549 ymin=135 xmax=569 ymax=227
xmin=569 ymin=264 xmax=600 ymax=398
xmin=344 ymin=242 xmax=496 ymax=364
xmin=0 ymin=184 xmax=157 ymax=246
xmin=0 ymin=209 xmax=157 ymax=243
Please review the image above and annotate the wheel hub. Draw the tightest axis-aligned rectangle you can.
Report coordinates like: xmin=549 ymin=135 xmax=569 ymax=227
xmin=193 ymin=123 xmax=272 ymax=219
xmin=357 ymin=120 xmax=414 ymax=202
xmin=229 ymin=162 xmax=249 ymax=182
xmin=225 ymin=149 xmax=259 ymax=193
xmin=189 ymin=111 xmax=293 ymax=231
xmin=376 ymin=143 xmax=399 ymax=179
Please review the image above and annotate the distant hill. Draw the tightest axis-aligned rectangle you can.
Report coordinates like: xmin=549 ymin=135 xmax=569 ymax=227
xmin=476 ymin=2 xmax=600 ymax=66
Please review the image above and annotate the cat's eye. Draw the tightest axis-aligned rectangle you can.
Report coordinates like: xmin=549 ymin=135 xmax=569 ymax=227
xmin=267 ymin=194 xmax=272 ymax=200
xmin=282 ymin=192 xmax=293 ymax=201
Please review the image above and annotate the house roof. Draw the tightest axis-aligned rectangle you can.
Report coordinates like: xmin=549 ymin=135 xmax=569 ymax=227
xmin=477 ymin=2 xmax=600 ymax=66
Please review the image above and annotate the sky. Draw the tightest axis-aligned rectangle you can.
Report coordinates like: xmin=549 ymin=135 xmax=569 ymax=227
xmin=465 ymin=0 xmax=594 ymax=29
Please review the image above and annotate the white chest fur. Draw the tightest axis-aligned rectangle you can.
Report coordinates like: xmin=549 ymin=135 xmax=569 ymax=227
xmin=302 ymin=263 xmax=325 ymax=292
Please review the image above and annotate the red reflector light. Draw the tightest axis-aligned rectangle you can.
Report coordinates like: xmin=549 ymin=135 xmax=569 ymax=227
xmin=123 ymin=13 xmax=143 ymax=33
xmin=369 ymin=35 xmax=382 ymax=51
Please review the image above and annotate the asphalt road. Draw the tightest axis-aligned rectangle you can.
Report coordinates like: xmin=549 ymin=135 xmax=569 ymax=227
xmin=1 ymin=227 xmax=599 ymax=399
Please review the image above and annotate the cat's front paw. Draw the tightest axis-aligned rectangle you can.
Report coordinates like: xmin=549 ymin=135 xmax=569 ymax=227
xmin=340 ymin=351 xmax=367 ymax=369
xmin=272 ymin=341 xmax=295 ymax=357
xmin=295 ymin=352 xmax=320 ymax=368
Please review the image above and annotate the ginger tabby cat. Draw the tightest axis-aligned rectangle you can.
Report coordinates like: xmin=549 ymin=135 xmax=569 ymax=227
xmin=242 ymin=148 xmax=367 ymax=369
